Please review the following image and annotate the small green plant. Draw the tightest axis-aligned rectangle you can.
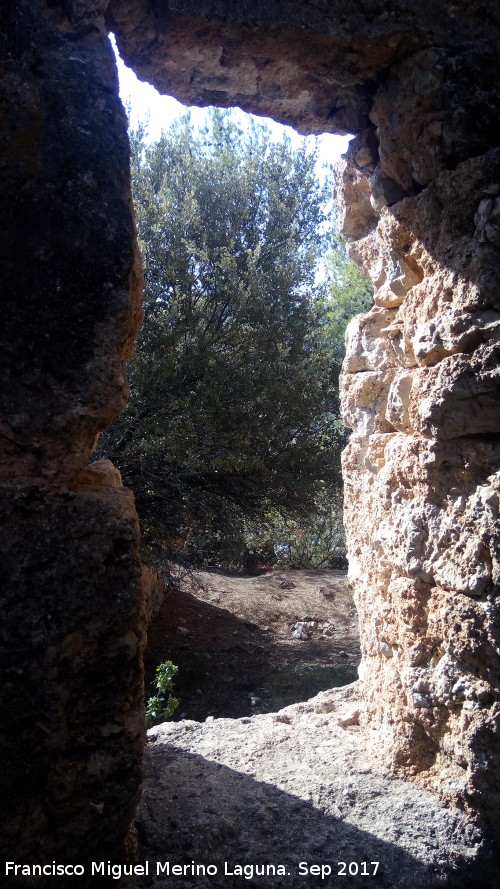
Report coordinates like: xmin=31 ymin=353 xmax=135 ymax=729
xmin=146 ymin=660 xmax=179 ymax=728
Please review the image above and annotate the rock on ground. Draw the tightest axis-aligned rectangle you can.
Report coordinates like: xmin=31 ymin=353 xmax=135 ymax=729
xmin=135 ymin=685 xmax=496 ymax=889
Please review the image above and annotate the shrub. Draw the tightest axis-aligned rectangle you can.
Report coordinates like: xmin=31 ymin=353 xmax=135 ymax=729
xmin=145 ymin=660 xmax=179 ymax=727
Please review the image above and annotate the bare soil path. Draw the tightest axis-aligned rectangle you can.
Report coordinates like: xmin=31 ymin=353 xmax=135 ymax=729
xmin=144 ymin=568 xmax=360 ymax=721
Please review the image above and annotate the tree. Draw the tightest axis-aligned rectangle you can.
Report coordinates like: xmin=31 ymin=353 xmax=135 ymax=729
xmin=324 ymin=232 xmax=374 ymax=364
xmin=97 ymin=110 xmax=366 ymax=568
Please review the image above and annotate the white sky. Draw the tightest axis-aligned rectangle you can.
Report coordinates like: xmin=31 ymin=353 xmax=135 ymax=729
xmin=112 ymin=36 xmax=351 ymax=177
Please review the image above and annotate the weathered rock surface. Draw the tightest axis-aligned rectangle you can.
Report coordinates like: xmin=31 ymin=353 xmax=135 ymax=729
xmin=1 ymin=1 xmax=142 ymax=484
xmin=339 ymin=72 xmax=500 ymax=840
xmin=106 ymin=1 xmax=500 ymax=135
xmin=137 ymin=687 xmax=497 ymax=888
xmin=0 ymin=470 xmax=144 ymax=866
xmin=0 ymin=1 xmax=145 ymax=879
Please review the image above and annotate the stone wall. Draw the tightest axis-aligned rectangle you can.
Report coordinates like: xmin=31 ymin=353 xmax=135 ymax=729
xmin=339 ymin=47 xmax=500 ymax=833
xmin=1 ymin=0 xmax=499 ymax=873
xmin=0 ymin=1 xmax=145 ymax=880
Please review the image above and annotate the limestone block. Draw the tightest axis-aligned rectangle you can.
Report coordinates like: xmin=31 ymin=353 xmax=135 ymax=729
xmin=345 ymin=210 xmax=426 ymax=312
xmin=385 ymin=370 xmax=414 ymax=433
xmin=0 ymin=481 xmax=145 ymax=865
xmin=0 ymin=2 xmax=145 ymax=873
xmin=412 ymin=309 xmax=500 ymax=367
xmin=409 ymin=344 xmax=500 ymax=440
xmin=343 ymin=308 xmax=400 ymax=374
xmin=341 ymin=309 xmax=401 ymax=435
xmin=373 ymin=252 xmax=421 ymax=308
xmin=371 ymin=45 xmax=500 ymax=191
xmin=0 ymin=1 xmax=142 ymax=485
xmin=343 ymin=429 xmax=500 ymax=820
xmin=337 ymin=151 xmax=378 ymax=244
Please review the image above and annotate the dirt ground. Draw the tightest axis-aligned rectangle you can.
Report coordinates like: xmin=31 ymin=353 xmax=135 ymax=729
xmin=144 ymin=568 xmax=360 ymax=721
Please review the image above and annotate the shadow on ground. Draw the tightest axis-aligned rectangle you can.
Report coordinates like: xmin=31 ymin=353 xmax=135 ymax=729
xmin=144 ymin=572 xmax=359 ymax=720
xmin=137 ymin=744 xmax=496 ymax=889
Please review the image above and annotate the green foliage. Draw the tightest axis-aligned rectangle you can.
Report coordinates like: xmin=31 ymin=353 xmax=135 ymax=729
xmin=324 ymin=234 xmax=374 ymax=363
xmin=247 ymin=491 xmax=346 ymax=570
xmin=97 ymin=109 xmax=373 ymax=570
xmin=146 ymin=660 xmax=179 ymax=727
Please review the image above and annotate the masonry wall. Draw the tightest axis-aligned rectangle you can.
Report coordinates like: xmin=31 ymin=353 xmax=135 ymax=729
xmin=340 ymin=78 xmax=500 ymax=829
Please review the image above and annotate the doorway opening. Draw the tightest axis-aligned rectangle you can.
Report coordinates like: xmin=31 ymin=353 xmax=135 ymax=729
xmin=101 ymin=40 xmax=372 ymax=720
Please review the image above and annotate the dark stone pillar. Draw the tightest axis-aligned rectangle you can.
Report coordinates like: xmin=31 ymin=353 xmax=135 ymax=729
xmin=0 ymin=1 xmax=145 ymax=878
